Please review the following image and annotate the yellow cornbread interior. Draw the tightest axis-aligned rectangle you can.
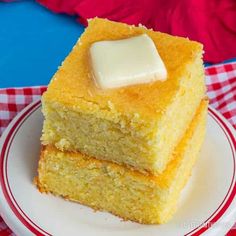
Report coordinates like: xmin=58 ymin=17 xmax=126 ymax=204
xmin=37 ymin=100 xmax=207 ymax=224
xmin=41 ymin=18 xmax=206 ymax=174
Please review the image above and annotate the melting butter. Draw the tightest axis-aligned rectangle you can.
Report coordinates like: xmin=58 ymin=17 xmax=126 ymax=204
xmin=90 ymin=34 xmax=167 ymax=89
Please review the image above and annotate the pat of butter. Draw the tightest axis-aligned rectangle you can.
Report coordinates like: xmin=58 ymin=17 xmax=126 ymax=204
xmin=89 ymin=34 xmax=167 ymax=89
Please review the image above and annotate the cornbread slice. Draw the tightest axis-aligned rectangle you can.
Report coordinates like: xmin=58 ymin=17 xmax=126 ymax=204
xmin=36 ymin=100 xmax=207 ymax=224
xmin=41 ymin=18 xmax=206 ymax=174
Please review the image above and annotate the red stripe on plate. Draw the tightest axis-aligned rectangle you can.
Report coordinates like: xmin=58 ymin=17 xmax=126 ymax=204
xmin=186 ymin=108 xmax=236 ymax=236
xmin=0 ymin=101 xmax=51 ymax=236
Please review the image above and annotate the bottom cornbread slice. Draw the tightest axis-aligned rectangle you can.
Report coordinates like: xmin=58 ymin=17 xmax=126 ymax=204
xmin=36 ymin=100 xmax=207 ymax=224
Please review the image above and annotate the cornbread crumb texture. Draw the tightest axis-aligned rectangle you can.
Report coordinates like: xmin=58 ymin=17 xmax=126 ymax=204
xmin=37 ymin=100 xmax=207 ymax=224
xmin=41 ymin=17 xmax=206 ymax=174
xmin=41 ymin=74 xmax=206 ymax=174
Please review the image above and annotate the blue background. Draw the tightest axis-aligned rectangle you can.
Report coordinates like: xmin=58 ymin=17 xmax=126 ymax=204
xmin=0 ymin=1 xmax=84 ymax=88
xmin=0 ymin=1 xmax=235 ymax=88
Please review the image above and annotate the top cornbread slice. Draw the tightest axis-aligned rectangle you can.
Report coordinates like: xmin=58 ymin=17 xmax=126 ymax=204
xmin=41 ymin=18 xmax=206 ymax=174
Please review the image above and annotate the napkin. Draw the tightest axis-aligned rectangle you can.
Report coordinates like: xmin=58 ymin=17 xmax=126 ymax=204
xmin=35 ymin=0 xmax=236 ymax=63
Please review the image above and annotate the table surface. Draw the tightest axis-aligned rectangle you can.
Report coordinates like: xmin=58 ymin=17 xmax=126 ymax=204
xmin=0 ymin=1 xmax=84 ymax=88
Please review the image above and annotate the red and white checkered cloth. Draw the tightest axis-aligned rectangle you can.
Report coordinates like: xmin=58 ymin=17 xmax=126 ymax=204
xmin=0 ymin=62 xmax=236 ymax=235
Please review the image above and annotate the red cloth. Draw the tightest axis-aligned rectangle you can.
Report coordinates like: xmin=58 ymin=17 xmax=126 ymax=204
xmin=37 ymin=0 xmax=236 ymax=63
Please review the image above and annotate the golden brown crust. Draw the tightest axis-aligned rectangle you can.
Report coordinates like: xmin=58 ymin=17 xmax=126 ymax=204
xmin=43 ymin=18 xmax=203 ymax=120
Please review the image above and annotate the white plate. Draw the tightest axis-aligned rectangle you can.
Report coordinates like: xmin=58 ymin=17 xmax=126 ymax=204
xmin=0 ymin=100 xmax=235 ymax=236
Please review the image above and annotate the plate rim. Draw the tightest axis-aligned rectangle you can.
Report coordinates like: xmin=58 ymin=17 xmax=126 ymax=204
xmin=0 ymin=100 xmax=235 ymax=236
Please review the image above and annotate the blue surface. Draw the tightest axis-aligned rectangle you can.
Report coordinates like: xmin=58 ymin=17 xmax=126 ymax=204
xmin=204 ymin=57 xmax=236 ymax=67
xmin=0 ymin=2 xmax=235 ymax=88
xmin=0 ymin=1 xmax=84 ymax=88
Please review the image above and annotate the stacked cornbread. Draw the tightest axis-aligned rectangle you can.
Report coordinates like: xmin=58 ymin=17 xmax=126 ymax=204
xmin=36 ymin=18 xmax=207 ymax=224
